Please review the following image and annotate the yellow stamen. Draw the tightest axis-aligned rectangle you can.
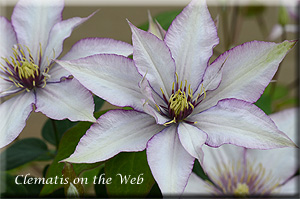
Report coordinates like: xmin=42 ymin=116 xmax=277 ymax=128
xmin=201 ymin=84 xmax=207 ymax=99
xmin=155 ymin=104 xmax=160 ymax=112
xmin=160 ymin=88 xmax=165 ymax=96
xmin=175 ymin=72 xmax=178 ymax=84
xmin=163 ymin=117 xmax=176 ymax=126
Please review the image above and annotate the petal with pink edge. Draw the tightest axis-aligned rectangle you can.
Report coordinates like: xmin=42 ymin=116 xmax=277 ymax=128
xmin=178 ymin=123 xmax=207 ymax=166
xmin=64 ymin=110 xmax=164 ymax=163
xmin=129 ymin=22 xmax=176 ymax=98
xmin=245 ymin=108 xmax=298 ymax=184
xmin=49 ymin=38 xmax=133 ymax=82
xmin=190 ymin=99 xmax=296 ymax=149
xmin=11 ymin=0 xmax=63 ymax=61
xmin=41 ymin=12 xmax=96 ymax=69
xmin=198 ymin=40 xmax=296 ymax=112
xmin=35 ymin=79 xmax=95 ymax=122
xmin=146 ymin=125 xmax=195 ymax=195
xmin=0 ymin=17 xmax=17 ymax=59
xmin=0 ymin=91 xmax=34 ymax=148
xmin=56 ymin=54 xmax=145 ymax=111
xmin=165 ymin=0 xmax=219 ymax=91
xmin=277 ymin=176 xmax=299 ymax=195
xmin=183 ymin=172 xmax=212 ymax=195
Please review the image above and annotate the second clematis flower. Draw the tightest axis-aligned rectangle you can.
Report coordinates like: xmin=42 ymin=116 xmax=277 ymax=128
xmin=184 ymin=108 xmax=298 ymax=196
xmin=57 ymin=0 xmax=297 ymax=195
xmin=0 ymin=0 xmax=133 ymax=148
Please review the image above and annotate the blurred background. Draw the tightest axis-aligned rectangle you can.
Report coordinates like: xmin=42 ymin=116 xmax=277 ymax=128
xmin=0 ymin=0 xmax=298 ymax=195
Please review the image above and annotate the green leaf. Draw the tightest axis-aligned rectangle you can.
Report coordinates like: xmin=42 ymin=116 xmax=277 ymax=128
xmin=16 ymin=175 xmax=44 ymax=197
xmin=42 ymin=119 xmax=78 ymax=146
xmin=192 ymin=159 xmax=209 ymax=181
xmin=0 ymin=138 xmax=48 ymax=171
xmin=94 ymin=95 xmax=105 ymax=112
xmin=105 ymin=151 xmax=155 ymax=197
xmin=94 ymin=167 xmax=109 ymax=198
xmin=139 ymin=10 xmax=182 ymax=31
xmin=255 ymin=91 xmax=272 ymax=115
xmin=0 ymin=172 xmax=28 ymax=197
xmin=39 ymin=110 xmax=108 ymax=196
xmin=1 ymin=172 xmax=45 ymax=197
xmin=255 ymin=84 xmax=291 ymax=115
xmin=264 ymin=84 xmax=289 ymax=101
xmin=146 ymin=182 xmax=162 ymax=198
xmin=42 ymin=96 xmax=104 ymax=147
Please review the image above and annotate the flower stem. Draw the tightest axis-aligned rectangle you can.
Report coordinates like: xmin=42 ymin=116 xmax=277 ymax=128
xmin=51 ymin=119 xmax=60 ymax=151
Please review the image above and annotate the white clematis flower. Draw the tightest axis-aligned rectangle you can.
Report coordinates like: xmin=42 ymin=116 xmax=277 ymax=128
xmin=184 ymin=108 xmax=299 ymax=197
xmin=0 ymin=0 xmax=133 ymax=148
xmin=57 ymin=0 xmax=297 ymax=195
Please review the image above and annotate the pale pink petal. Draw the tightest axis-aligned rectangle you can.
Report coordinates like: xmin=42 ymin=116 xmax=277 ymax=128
xmin=183 ymin=173 xmax=212 ymax=195
xmin=35 ymin=79 xmax=95 ymax=122
xmin=142 ymin=101 xmax=169 ymax=125
xmin=139 ymin=77 xmax=169 ymax=124
xmin=164 ymin=0 xmax=219 ymax=91
xmin=147 ymin=11 xmax=166 ymax=40
xmin=56 ymin=54 xmax=145 ymax=111
xmin=198 ymin=40 xmax=296 ymax=112
xmin=200 ymin=55 xmax=226 ymax=93
xmin=0 ymin=78 xmax=21 ymax=98
xmin=0 ymin=91 xmax=34 ymax=148
xmin=41 ymin=12 xmax=96 ymax=69
xmin=146 ymin=125 xmax=195 ymax=195
xmin=49 ymin=38 xmax=133 ymax=82
xmin=11 ymin=0 xmax=63 ymax=61
xmin=0 ymin=17 xmax=17 ymax=59
xmin=246 ymin=108 xmax=298 ymax=183
xmin=64 ymin=110 xmax=164 ymax=163
xmin=268 ymin=24 xmax=297 ymax=41
xmin=177 ymin=123 xmax=207 ymax=165
xmin=277 ymin=176 xmax=299 ymax=195
xmin=202 ymin=144 xmax=246 ymax=177
xmin=190 ymin=99 xmax=296 ymax=149
xmin=129 ymin=22 xmax=176 ymax=98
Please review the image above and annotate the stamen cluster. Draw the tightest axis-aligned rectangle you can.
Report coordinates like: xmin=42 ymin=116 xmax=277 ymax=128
xmin=205 ymin=160 xmax=280 ymax=196
xmin=0 ymin=44 xmax=50 ymax=91
xmin=156 ymin=73 xmax=206 ymax=125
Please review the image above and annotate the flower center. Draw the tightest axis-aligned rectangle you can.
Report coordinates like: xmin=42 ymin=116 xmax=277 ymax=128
xmin=205 ymin=160 xmax=281 ymax=196
xmin=169 ymin=84 xmax=194 ymax=117
xmin=17 ymin=58 xmax=39 ymax=80
xmin=0 ymin=44 xmax=50 ymax=92
xmin=153 ymin=72 xmax=207 ymax=126
xmin=233 ymin=183 xmax=249 ymax=196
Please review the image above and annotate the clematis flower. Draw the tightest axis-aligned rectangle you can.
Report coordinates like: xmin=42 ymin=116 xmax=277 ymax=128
xmin=57 ymin=0 xmax=297 ymax=195
xmin=268 ymin=1 xmax=298 ymax=41
xmin=184 ymin=108 xmax=299 ymax=197
xmin=0 ymin=0 xmax=133 ymax=148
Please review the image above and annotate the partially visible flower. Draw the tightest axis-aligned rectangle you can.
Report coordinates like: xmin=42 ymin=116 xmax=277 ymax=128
xmin=268 ymin=1 xmax=298 ymax=41
xmin=268 ymin=24 xmax=298 ymax=41
xmin=147 ymin=11 xmax=166 ymax=40
xmin=57 ymin=0 xmax=296 ymax=195
xmin=0 ymin=0 xmax=133 ymax=148
xmin=184 ymin=108 xmax=299 ymax=196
